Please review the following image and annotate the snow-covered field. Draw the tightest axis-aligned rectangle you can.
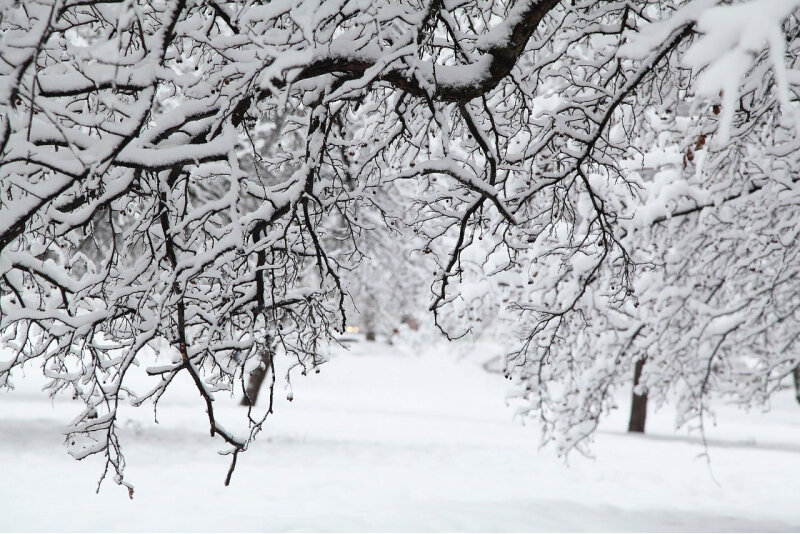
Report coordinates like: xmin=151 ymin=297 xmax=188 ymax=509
xmin=1 ymin=339 xmax=799 ymax=532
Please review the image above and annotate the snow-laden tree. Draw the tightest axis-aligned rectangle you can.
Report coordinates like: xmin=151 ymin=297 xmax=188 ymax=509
xmin=496 ymin=0 xmax=800 ymax=448
xmin=2 ymin=0 xmax=800 ymax=489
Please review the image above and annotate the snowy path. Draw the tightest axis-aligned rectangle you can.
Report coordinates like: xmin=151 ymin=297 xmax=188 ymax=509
xmin=1 ymin=341 xmax=799 ymax=532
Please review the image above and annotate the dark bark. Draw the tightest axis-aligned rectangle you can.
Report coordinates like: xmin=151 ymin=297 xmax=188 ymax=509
xmin=628 ymin=357 xmax=648 ymax=433
xmin=240 ymin=345 xmax=273 ymax=407
xmin=793 ymin=364 xmax=800 ymax=405
xmin=292 ymin=0 xmax=562 ymax=102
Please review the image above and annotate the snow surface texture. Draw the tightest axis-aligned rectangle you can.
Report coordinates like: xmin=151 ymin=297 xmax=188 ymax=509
xmin=1 ymin=340 xmax=799 ymax=532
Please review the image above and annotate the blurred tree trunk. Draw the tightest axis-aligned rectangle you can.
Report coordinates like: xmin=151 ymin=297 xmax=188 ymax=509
xmin=240 ymin=341 xmax=273 ymax=407
xmin=793 ymin=364 xmax=800 ymax=405
xmin=628 ymin=357 xmax=648 ymax=433
xmin=364 ymin=308 xmax=377 ymax=341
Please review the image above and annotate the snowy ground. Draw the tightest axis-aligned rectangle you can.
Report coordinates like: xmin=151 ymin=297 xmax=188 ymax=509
xmin=1 ymin=339 xmax=799 ymax=532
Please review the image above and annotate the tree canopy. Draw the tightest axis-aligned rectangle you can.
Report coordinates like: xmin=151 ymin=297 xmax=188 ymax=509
xmin=2 ymin=0 xmax=799 ymax=489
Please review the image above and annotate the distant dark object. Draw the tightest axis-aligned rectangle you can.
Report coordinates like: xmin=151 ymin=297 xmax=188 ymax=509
xmin=401 ymin=315 xmax=420 ymax=331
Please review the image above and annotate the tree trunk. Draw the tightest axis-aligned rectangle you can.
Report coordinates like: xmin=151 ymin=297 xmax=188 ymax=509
xmin=364 ymin=308 xmax=377 ymax=341
xmin=240 ymin=343 xmax=273 ymax=407
xmin=793 ymin=364 xmax=800 ymax=405
xmin=628 ymin=357 xmax=648 ymax=433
